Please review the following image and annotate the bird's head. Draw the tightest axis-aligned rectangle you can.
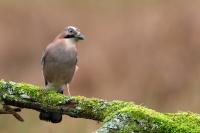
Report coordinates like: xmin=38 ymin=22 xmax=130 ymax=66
xmin=62 ymin=26 xmax=85 ymax=41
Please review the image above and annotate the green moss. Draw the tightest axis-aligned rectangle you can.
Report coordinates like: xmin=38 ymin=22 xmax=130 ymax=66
xmin=72 ymin=96 xmax=109 ymax=121
xmin=166 ymin=112 xmax=200 ymax=130
xmin=95 ymin=100 xmax=200 ymax=132
xmin=1 ymin=80 xmax=200 ymax=133
xmin=0 ymin=80 xmax=73 ymax=109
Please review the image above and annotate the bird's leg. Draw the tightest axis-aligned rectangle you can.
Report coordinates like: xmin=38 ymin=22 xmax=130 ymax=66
xmin=75 ymin=65 xmax=79 ymax=73
xmin=70 ymin=65 xmax=79 ymax=83
xmin=58 ymin=87 xmax=64 ymax=94
xmin=66 ymin=84 xmax=71 ymax=96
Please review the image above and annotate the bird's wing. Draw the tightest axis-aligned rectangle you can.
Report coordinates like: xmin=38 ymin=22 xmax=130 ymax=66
xmin=41 ymin=49 xmax=49 ymax=85
xmin=75 ymin=56 xmax=78 ymax=65
xmin=41 ymin=49 xmax=47 ymax=66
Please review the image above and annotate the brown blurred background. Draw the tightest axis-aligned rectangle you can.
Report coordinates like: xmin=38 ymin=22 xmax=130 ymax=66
xmin=1 ymin=0 xmax=200 ymax=132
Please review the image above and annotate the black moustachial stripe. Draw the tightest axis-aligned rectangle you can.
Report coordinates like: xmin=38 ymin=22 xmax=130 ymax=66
xmin=64 ymin=34 xmax=75 ymax=38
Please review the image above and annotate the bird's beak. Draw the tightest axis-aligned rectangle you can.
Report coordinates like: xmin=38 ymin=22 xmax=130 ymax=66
xmin=76 ymin=32 xmax=85 ymax=40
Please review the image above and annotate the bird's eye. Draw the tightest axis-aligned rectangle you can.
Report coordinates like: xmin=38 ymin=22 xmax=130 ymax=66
xmin=68 ymin=28 xmax=74 ymax=33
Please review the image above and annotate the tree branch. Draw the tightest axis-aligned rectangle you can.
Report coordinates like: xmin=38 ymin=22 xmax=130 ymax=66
xmin=0 ymin=80 xmax=200 ymax=133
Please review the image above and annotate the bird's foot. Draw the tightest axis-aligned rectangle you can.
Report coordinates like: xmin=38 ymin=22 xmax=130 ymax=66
xmin=58 ymin=88 xmax=64 ymax=94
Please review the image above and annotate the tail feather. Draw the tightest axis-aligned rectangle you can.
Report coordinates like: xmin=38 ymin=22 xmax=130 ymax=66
xmin=50 ymin=112 xmax=62 ymax=123
xmin=39 ymin=111 xmax=51 ymax=121
xmin=39 ymin=111 xmax=62 ymax=123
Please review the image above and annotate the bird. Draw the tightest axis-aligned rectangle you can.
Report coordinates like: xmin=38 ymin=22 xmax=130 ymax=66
xmin=39 ymin=26 xmax=85 ymax=123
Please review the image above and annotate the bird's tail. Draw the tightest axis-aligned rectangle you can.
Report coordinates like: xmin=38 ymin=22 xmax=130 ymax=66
xmin=39 ymin=111 xmax=62 ymax=123
xmin=39 ymin=83 xmax=63 ymax=123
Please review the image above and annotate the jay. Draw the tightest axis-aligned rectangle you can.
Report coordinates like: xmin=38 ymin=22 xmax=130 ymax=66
xmin=39 ymin=26 xmax=85 ymax=123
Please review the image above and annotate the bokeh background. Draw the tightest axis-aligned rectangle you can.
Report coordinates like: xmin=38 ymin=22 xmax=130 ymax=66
xmin=1 ymin=0 xmax=200 ymax=132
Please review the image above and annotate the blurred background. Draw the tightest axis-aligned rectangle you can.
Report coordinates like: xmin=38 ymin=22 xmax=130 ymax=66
xmin=0 ymin=0 xmax=200 ymax=132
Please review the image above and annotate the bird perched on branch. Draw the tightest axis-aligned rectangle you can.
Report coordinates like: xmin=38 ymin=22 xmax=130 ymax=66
xmin=39 ymin=26 xmax=85 ymax=123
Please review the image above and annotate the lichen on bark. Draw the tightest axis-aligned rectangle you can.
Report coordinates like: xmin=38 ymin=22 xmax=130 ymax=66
xmin=0 ymin=80 xmax=200 ymax=133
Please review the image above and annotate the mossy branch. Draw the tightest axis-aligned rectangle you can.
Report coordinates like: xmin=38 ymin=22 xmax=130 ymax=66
xmin=0 ymin=80 xmax=200 ymax=133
